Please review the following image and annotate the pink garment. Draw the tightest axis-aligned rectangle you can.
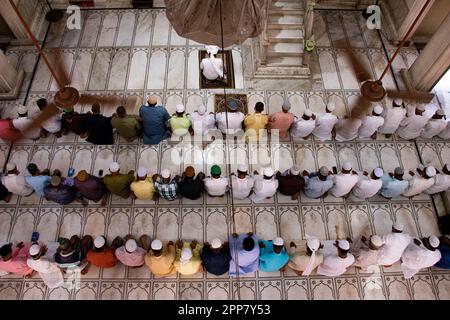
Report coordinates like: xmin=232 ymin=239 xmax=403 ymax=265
xmin=115 ymin=246 xmax=146 ymax=267
xmin=0 ymin=243 xmax=33 ymax=276
xmin=0 ymin=119 xmax=20 ymax=141
xmin=269 ymin=112 xmax=295 ymax=139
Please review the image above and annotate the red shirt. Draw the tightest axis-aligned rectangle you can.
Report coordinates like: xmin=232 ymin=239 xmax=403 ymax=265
xmin=86 ymin=248 xmax=117 ymax=268
xmin=0 ymin=119 xmax=20 ymax=141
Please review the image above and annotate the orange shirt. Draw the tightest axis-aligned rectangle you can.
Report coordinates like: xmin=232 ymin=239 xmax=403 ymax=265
xmin=86 ymin=248 xmax=117 ymax=268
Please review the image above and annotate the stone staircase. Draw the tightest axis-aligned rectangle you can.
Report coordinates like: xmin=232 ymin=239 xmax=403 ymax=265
xmin=253 ymin=0 xmax=311 ymax=79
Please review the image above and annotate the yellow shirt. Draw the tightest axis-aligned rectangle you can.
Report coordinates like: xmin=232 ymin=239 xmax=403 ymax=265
xmin=144 ymin=244 xmax=176 ymax=276
xmin=174 ymin=242 xmax=203 ymax=275
xmin=130 ymin=178 xmax=155 ymax=200
xmin=244 ymin=113 xmax=268 ymax=140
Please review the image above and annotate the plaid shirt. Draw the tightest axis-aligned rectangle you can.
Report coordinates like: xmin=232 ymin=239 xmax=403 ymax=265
xmin=154 ymin=179 xmax=178 ymax=201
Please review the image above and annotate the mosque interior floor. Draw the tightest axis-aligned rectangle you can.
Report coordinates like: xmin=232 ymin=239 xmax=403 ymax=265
xmin=0 ymin=8 xmax=450 ymax=300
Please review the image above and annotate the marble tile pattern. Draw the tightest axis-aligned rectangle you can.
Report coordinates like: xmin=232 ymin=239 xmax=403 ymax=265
xmin=0 ymin=9 xmax=449 ymax=300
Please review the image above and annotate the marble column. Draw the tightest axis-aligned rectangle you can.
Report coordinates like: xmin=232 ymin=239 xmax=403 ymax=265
xmin=0 ymin=50 xmax=25 ymax=100
xmin=406 ymin=11 xmax=450 ymax=92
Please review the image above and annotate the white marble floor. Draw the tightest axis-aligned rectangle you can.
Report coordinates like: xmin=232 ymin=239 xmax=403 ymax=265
xmin=0 ymin=9 xmax=450 ymax=300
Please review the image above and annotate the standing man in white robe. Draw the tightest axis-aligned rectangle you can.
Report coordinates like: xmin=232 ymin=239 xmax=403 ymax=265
xmin=334 ymin=116 xmax=362 ymax=142
xmin=378 ymin=98 xmax=406 ymax=138
xmin=200 ymin=45 xmax=223 ymax=81
xmin=358 ymin=105 xmax=385 ymax=139
xmin=250 ymin=167 xmax=279 ymax=203
xmin=401 ymin=236 xmax=441 ymax=279
xmin=397 ymin=105 xmax=429 ymax=140
xmin=231 ymin=165 xmax=254 ymax=200
xmin=352 ymin=235 xmax=384 ymax=272
xmin=426 ymin=163 xmax=450 ymax=195
xmin=317 ymin=240 xmax=355 ymax=277
xmin=403 ymin=166 xmax=436 ymax=198
xmin=291 ymin=110 xmax=316 ymax=140
xmin=27 ymin=244 xmax=65 ymax=289
xmin=420 ymin=109 xmax=447 ymax=139
xmin=351 ymin=167 xmax=383 ymax=199
xmin=329 ymin=162 xmax=359 ymax=198
xmin=313 ymin=102 xmax=338 ymax=141
xmin=378 ymin=222 xmax=411 ymax=267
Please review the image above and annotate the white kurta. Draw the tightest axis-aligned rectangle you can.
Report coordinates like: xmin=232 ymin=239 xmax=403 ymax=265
xmin=402 ymin=175 xmax=435 ymax=197
xmin=27 ymin=257 xmax=65 ymax=288
xmin=400 ymin=243 xmax=441 ymax=279
xmin=312 ymin=113 xmax=338 ymax=141
xmin=204 ymin=177 xmax=229 ymax=196
xmin=216 ymin=112 xmax=245 ymax=134
xmin=250 ymin=175 xmax=278 ymax=203
xmin=330 ymin=173 xmax=359 ymax=197
xmin=12 ymin=118 xmax=41 ymax=139
xmin=438 ymin=122 xmax=450 ymax=139
xmin=420 ymin=119 xmax=447 ymax=139
xmin=353 ymin=245 xmax=381 ymax=270
xmin=1 ymin=174 xmax=34 ymax=196
xmin=334 ymin=118 xmax=362 ymax=142
xmin=189 ymin=112 xmax=216 ymax=136
xmin=426 ymin=174 xmax=450 ymax=194
xmin=378 ymin=232 xmax=411 ymax=266
xmin=358 ymin=115 xmax=384 ymax=139
xmin=316 ymin=253 xmax=355 ymax=277
xmin=38 ymin=112 xmax=62 ymax=133
xmin=352 ymin=175 xmax=382 ymax=199
xmin=291 ymin=118 xmax=316 ymax=139
xmin=397 ymin=115 xmax=429 ymax=140
xmin=378 ymin=108 xmax=406 ymax=134
xmin=200 ymin=57 xmax=224 ymax=80
xmin=231 ymin=175 xmax=254 ymax=199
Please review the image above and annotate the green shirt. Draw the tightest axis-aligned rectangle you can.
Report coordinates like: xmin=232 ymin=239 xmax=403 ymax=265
xmin=111 ymin=115 xmax=142 ymax=139
xmin=103 ymin=174 xmax=135 ymax=198
xmin=169 ymin=115 xmax=191 ymax=136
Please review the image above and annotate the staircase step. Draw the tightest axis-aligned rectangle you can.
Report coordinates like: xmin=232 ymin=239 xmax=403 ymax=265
xmin=269 ymin=14 xmax=304 ymax=24
xmin=268 ymin=28 xmax=304 ymax=40
xmin=267 ymin=50 xmax=303 ymax=57
xmin=269 ymin=9 xmax=304 ymax=15
xmin=268 ymin=42 xmax=303 ymax=53
xmin=266 ymin=56 xmax=303 ymax=67
xmin=268 ymin=23 xmax=304 ymax=30
xmin=271 ymin=2 xmax=303 ymax=10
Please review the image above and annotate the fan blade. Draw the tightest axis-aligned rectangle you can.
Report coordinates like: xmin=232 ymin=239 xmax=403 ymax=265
xmin=386 ymin=90 xmax=434 ymax=104
xmin=52 ymin=51 xmax=71 ymax=88
xmin=350 ymin=95 xmax=372 ymax=118
xmin=10 ymin=103 xmax=60 ymax=141
xmin=345 ymin=47 xmax=373 ymax=84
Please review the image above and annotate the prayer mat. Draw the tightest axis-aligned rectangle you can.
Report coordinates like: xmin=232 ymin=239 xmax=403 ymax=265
xmin=199 ymin=50 xmax=235 ymax=89
xmin=214 ymin=94 xmax=248 ymax=114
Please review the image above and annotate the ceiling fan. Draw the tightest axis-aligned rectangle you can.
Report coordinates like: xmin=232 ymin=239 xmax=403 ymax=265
xmin=7 ymin=0 xmax=122 ymax=141
xmin=342 ymin=0 xmax=435 ymax=118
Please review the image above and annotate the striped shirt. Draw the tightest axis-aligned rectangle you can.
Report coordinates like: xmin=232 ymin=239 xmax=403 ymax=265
xmin=154 ymin=179 xmax=178 ymax=201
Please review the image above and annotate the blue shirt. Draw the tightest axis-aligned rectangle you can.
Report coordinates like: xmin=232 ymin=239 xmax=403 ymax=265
xmin=139 ymin=105 xmax=171 ymax=144
xmin=25 ymin=175 xmax=51 ymax=197
xmin=380 ymin=173 xmax=408 ymax=198
xmin=435 ymin=244 xmax=450 ymax=269
xmin=200 ymin=245 xmax=231 ymax=276
xmin=229 ymin=234 xmax=259 ymax=276
xmin=304 ymin=173 xmax=333 ymax=198
xmin=258 ymin=240 xmax=289 ymax=272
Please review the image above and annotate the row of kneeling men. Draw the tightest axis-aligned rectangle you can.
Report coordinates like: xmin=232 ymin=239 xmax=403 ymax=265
xmin=2 ymin=159 xmax=449 ymax=204
xmin=1 ymin=222 xmax=449 ymax=289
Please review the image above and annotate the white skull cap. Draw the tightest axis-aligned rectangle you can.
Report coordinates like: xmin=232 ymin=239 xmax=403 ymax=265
xmin=151 ymin=239 xmax=163 ymax=251
xmin=161 ymin=169 xmax=171 ymax=179
xmin=290 ymin=165 xmax=301 ymax=176
xmin=273 ymin=237 xmax=284 ymax=246
xmin=109 ymin=162 xmax=120 ymax=172
xmin=417 ymin=105 xmax=426 ymax=112
xmin=94 ymin=236 xmax=106 ymax=249
xmin=306 ymin=238 xmax=320 ymax=251
xmin=263 ymin=167 xmax=274 ymax=177
xmin=326 ymin=102 xmax=336 ymax=112
xmin=373 ymin=105 xmax=384 ymax=115
xmin=282 ymin=100 xmax=291 ymax=111
xmin=6 ymin=162 xmax=16 ymax=171
xmin=370 ymin=235 xmax=385 ymax=247
xmin=29 ymin=244 xmax=41 ymax=256
xmin=237 ymin=164 xmax=248 ymax=173
xmin=394 ymin=98 xmax=403 ymax=106
xmin=338 ymin=240 xmax=350 ymax=250
xmin=429 ymin=235 xmax=440 ymax=249
xmin=198 ymin=105 xmax=206 ymax=115
xmin=319 ymin=166 xmax=329 ymax=176
xmin=436 ymin=109 xmax=445 ymax=116
xmin=137 ymin=167 xmax=147 ymax=178
xmin=17 ymin=105 xmax=28 ymax=115
xmin=425 ymin=166 xmax=436 ymax=177
xmin=342 ymin=162 xmax=352 ymax=171
xmin=180 ymin=248 xmax=193 ymax=262
xmin=373 ymin=167 xmax=384 ymax=178
xmin=304 ymin=109 xmax=313 ymax=117
xmin=125 ymin=239 xmax=137 ymax=253
xmin=206 ymin=45 xmax=219 ymax=55
xmin=393 ymin=222 xmax=404 ymax=232
xmin=211 ymin=238 xmax=222 ymax=249
xmin=176 ymin=104 xmax=185 ymax=113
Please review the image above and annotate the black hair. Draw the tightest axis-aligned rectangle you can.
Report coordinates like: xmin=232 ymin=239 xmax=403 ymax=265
xmin=243 ymin=236 xmax=255 ymax=251
xmin=0 ymin=244 xmax=12 ymax=257
xmin=36 ymin=98 xmax=48 ymax=109
xmin=255 ymin=102 xmax=264 ymax=113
